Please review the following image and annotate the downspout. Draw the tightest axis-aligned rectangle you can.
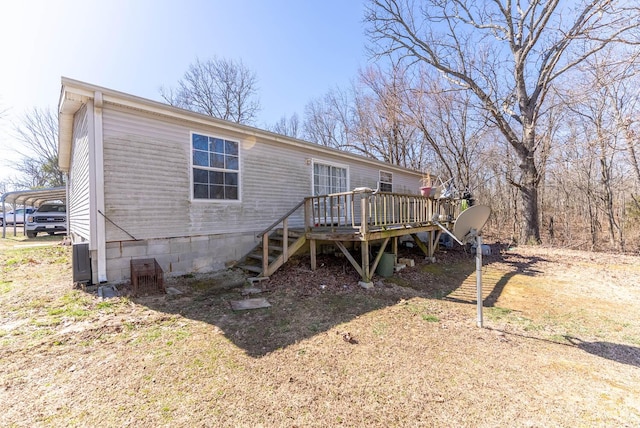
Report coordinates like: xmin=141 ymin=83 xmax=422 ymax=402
xmin=87 ymin=99 xmax=98 ymax=283
xmin=94 ymin=92 xmax=107 ymax=283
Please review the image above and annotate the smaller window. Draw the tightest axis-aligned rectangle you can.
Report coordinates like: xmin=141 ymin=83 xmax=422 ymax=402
xmin=379 ymin=171 xmax=393 ymax=192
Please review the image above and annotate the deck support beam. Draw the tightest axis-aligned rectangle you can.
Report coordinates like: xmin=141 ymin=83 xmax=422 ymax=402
xmin=335 ymin=241 xmax=363 ymax=278
xmin=410 ymin=233 xmax=430 ymax=257
xmin=369 ymin=237 xmax=390 ymax=278
xmin=429 ymin=230 xmax=442 ymax=257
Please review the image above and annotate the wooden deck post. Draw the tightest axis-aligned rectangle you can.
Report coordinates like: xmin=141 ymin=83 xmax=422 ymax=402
xmin=360 ymin=193 xmax=369 ymax=235
xmin=392 ymin=237 xmax=398 ymax=263
xmin=310 ymin=239 xmax=317 ymax=271
xmin=304 ymin=198 xmax=312 ymax=232
xmin=361 ymin=241 xmax=370 ymax=282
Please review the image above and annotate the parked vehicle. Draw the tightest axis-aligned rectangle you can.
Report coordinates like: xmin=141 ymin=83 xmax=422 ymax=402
xmin=2 ymin=208 xmax=36 ymax=225
xmin=26 ymin=203 xmax=67 ymax=238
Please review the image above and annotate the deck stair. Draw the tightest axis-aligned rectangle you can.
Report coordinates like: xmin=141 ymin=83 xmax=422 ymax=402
xmin=237 ymin=228 xmax=307 ymax=276
xmin=236 ymin=198 xmax=308 ymax=277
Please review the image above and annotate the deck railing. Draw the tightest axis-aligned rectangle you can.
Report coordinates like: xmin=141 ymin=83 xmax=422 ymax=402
xmin=305 ymin=190 xmax=458 ymax=234
xmin=251 ymin=190 xmax=459 ymax=277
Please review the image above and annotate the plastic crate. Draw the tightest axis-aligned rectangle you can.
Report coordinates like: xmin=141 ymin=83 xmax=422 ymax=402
xmin=130 ymin=258 xmax=165 ymax=296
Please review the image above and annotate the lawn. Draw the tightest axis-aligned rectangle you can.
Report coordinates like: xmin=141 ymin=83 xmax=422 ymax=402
xmin=1 ymin=234 xmax=639 ymax=427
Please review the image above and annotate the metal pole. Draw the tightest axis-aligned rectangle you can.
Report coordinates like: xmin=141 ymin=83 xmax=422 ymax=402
xmin=476 ymin=235 xmax=483 ymax=328
xmin=1 ymin=200 xmax=5 ymax=239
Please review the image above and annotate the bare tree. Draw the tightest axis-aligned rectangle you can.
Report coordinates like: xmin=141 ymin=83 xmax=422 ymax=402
xmin=366 ymin=0 xmax=640 ymax=244
xmin=12 ymin=107 xmax=64 ymax=189
xmin=303 ymin=87 xmax=355 ymax=149
xmin=161 ymin=57 xmax=261 ymax=125
xmin=404 ymin=69 xmax=491 ymax=190
xmin=269 ymin=113 xmax=302 ymax=139
xmin=553 ymin=50 xmax=640 ymax=250
xmin=352 ymin=63 xmax=421 ymax=168
xmin=602 ymin=53 xmax=640 ymax=215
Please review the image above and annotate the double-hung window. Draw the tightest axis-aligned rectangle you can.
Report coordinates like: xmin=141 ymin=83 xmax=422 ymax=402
xmin=192 ymin=133 xmax=239 ymax=200
xmin=379 ymin=171 xmax=393 ymax=192
xmin=313 ymin=163 xmax=347 ymax=195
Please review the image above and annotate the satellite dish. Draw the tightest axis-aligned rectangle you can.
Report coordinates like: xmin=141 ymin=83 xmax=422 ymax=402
xmin=453 ymin=205 xmax=491 ymax=243
xmin=432 ymin=203 xmax=492 ymax=329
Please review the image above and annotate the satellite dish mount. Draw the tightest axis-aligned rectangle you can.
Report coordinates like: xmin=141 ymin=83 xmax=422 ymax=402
xmin=434 ymin=205 xmax=491 ymax=328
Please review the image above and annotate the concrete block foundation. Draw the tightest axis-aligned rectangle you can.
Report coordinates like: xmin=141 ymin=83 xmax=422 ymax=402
xmin=105 ymin=232 xmax=257 ymax=283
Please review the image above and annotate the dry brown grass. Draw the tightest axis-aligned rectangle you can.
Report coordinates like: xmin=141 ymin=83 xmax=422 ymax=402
xmin=1 ymin=235 xmax=639 ymax=427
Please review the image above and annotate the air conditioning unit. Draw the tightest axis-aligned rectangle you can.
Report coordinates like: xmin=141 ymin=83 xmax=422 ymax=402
xmin=72 ymin=243 xmax=92 ymax=284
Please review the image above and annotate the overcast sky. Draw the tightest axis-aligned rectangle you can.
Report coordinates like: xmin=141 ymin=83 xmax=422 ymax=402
xmin=0 ymin=0 xmax=369 ymax=184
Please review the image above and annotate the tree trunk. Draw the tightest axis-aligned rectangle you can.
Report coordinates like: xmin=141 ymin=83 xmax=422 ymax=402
xmin=516 ymin=120 xmax=542 ymax=244
xmin=519 ymin=161 xmax=541 ymax=244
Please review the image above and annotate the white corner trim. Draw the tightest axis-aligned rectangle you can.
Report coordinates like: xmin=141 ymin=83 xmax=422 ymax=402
xmin=87 ymin=94 xmax=108 ymax=283
xmin=94 ymin=92 xmax=107 ymax=283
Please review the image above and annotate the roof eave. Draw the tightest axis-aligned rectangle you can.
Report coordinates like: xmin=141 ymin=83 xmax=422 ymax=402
xmin=58 ymin=81 xmax=91 ymax=172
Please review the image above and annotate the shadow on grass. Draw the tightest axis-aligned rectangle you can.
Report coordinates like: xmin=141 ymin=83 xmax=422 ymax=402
xmin=487 ymin=328 xmax=640 ymax=368
xmin=142 ymin=286 xmax=406 ymax=357
xmin=431 ymin=247 xmax=547 ymax=307
xmin=484 ymin=252 xmax=545 ymax=307
xmin=124 ymin=244 xmax=546 ymax=358
xmin=564 ymin=336 xmax=640 ymax=368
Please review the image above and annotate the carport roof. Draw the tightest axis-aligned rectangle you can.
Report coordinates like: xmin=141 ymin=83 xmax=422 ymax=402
xmin=1 ymin=186 xmax=66 ymax=207
xmin=1 ymin=187 xmax=67 ymax=238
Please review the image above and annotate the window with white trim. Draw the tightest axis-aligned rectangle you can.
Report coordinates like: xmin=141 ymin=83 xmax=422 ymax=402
xmin=379 ymin=171 xmax=393 ymax=192
xmin=192 ymin=133 xmax=239 ymax=200
xmin=313 ymin=162 xmax=347 ymax=195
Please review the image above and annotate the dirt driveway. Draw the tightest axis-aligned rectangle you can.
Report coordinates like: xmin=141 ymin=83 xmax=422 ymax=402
xmin=1 ymin=235 xmax=639 ymax=427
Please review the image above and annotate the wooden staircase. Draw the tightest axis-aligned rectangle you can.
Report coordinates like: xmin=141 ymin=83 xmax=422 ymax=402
xmin=237 ymin=228 xmax=307 ymax=277
xmin=236 ymin=199 xmax=308 ymax=277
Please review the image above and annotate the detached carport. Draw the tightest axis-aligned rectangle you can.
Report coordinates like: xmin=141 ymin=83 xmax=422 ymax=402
xmin=1 ymin=187 xmax=67 ymax=238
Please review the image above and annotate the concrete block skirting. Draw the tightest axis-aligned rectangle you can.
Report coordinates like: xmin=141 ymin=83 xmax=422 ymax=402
xmin=105 ymin=232 xmax=257 ymax=283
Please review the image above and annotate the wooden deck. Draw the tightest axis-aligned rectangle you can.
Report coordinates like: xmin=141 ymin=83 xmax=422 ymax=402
xmin=239 ymin=190 xmax=461 ymax=282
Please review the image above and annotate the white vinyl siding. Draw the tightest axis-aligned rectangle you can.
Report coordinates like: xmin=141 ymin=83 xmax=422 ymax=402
xmin=100 ymin=103 xmax=423 ymax=242
xmin=68 ymin=104 xmax=91 ymax=240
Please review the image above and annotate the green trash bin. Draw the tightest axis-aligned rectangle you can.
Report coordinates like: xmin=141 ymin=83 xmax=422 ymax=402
xmin=376 ymin=253 xmax=395 ymax=278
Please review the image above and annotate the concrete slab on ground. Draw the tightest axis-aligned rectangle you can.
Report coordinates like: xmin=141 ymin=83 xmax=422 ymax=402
xmin=229 ymin=298 xmax=271 ymax=311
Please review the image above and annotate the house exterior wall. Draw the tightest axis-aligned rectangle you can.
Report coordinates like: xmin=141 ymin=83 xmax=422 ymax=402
xmin=67 ymin=104 xmax=91 ymax=242
xmin=92 ymin=101 xmax=424 ymax=283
